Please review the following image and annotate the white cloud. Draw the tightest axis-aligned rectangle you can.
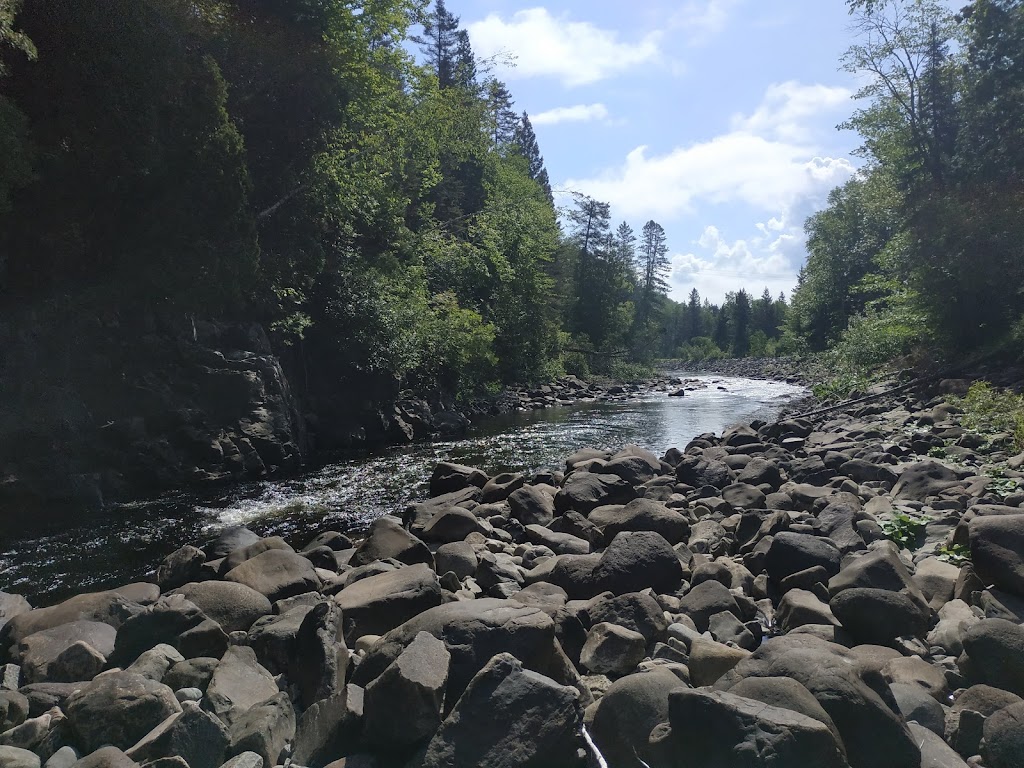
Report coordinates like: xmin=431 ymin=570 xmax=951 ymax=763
xmin=466 ymin=8 xmax=662 ymax=87
xmin=671 ymin=0 xmax=743 ymax=43
xmin=732 ymin=81 xmax=854 ymax=143
xmin=532 ymin=103 xmax=610 ymax=126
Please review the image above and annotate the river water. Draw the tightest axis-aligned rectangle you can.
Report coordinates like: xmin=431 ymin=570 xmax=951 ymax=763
xmin=0 ymin=373 xmax=806 ymax=605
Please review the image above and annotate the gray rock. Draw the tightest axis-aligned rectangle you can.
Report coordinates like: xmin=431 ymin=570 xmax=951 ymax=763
xmin=48 ymin=640 xmax=107 ymax=684
xmin=508 ymin=485 xmax=555 ymax=527
xmin=970 ymin=514 xmax=1024 ymax=598
xmin=351 ymin=599 xmax=555 ymax=709
xmin=590 ymin=667 xmax=688 ymax=768
xmin=223 ymin=550 xmax=321 ymax=603
xmin=351 ymin=516 xmax=432 ymax=567
xmin=0 ymin=594 xmax=32 ymax=634
xmin=687 ymin=636 xmax=750 ymax=687
xmin=0 ymin=690 xmax=29 ymax=730
xmin=676 ymin=580 xmax=742 ymax=633
xmin=907 ymin=722 xmax=968 ymax=768
xmin=205 ymin=526 xmax=262 ymax=560
xmin=156 ymin=546 xmax=207 ymax=592
xmin=583 ymin=592 xmax=668 ymax=645
xmin=124 ymin=644 xmax=184 ymax=683
xmin=830 ymin=588 xmax=929 ymax=645
xmin=433 ymin=542 xmax=477 ymax=581
xmin=333 ymin=563 xmax=442 ymax=644
xmin=420 ymin=653 xmax=580 ymax=768
xmin=928 ymin=599 xmax=978 ymax=656
xmin=729 ymin=675 xmax=843 ymax=750
xmin=481 ymin=472 xmax=525 ymax=503
xmin=555 ymin=472 xmax=636 ymax=515
xmin=913 ymin=557 xmax=961 ymax=611
xmin=216 ymin=753 xmax=263 ymax=768
xmin=292 ymin=687 xmax=363 ymax=768
xmin=70 ymin=746 xmax=138 ymax=767
xmin=890 ymin=682 xmax=945 ymax=735
xmin=429 ymin=462 xmax=487 ymax=497
xmin=219 ymin=537 xmax=294 ymax=575
xmin=290 ymin=601 xmax=349 ymax=710
xmin=588 ymin=498 xmax=690 ymax=545
xmin=946 ymin=684 xmax=1023 ymax=757
xmin=125 ymin=700 xmax=229 ymax=768
xmin=777 ymin=588 xmax=839 ymax=632
xmin=420 ymin=508 xmax=485 ymax=543
xmin=983 ymin=701 xmax=1024 ymax=768
xmin=592 ymin=531 xmax=682 ymax=595
xmin=227 ymin=692 xmax=295 ymax=767
xmin=0 ymin=746 xmax=40 ymax=768
xmin=202 ymin=646 xmax=278 ymax=727
xmin=765 ymin=532 xmax=842 ymax=584
xmin=523 ymin=525 xmax=590 ymax=555
xmin=721 ymin=482 xmax=767 ymax=509
xmin=959 ymin=618 xmax=1024 ymax=696
xmin=171 ymin=582 xmax=271 ymax=634
xmin=43 ymin=745 xmax=78 ymax=768
xmin=579 ymin=623 xmax=646 ymax=677
xmin=65 ymin=671 xmax=181 ymax=752
xmin=163 ymin=657 xmax=218 ymax=693
xmin=245 ymin=606 xmax=310 ymax=676
xmin=648 ymin=688 xmax=848 ymax=768
xmin=111 ymin=595 xmax=226 ymax=666
xmin=19 ymin=621 xmax=115 ymax=683
xmin=363 ymin=632 xmax=450 ymax=751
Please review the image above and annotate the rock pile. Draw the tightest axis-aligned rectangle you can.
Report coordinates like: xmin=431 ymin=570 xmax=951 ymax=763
xmin=3 ymin=378 xmax=1024 ymax=767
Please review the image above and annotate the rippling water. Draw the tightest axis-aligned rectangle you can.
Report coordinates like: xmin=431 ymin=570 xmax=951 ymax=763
xmin=0 ymin=373 xmax=805 ymax=604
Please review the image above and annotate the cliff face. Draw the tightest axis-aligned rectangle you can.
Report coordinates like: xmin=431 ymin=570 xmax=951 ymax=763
xmin=0 ymin=310 xmax=307 ymax=508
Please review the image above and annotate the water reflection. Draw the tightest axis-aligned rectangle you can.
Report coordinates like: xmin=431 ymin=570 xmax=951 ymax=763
xmin=0 ymin=373 xmax=804 ymax=604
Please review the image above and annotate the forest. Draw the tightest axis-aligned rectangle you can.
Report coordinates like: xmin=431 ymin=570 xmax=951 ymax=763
xmin=1 ymin=0 xmax=1022 ymax=404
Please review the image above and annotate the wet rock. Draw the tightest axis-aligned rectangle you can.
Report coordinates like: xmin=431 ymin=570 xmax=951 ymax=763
xmin=593 ymin=531 xmax=682 ymax=596
xmin=223 ymin=549 xmax=321 ymax=603
xmin=351 ymin=517 xmax=432 ymax=568
xmin=334 ymin=564 xmax=442 ymax=645
xmin=125 ymin=701 xmax=229 ymax=768
xmin=363 ymin=632 xmax=449 ymax=752
xmin=65 ymin=671 xmax=181 ymax=753
xmin=590 ymin=667 xmax=688 ymax=768
xmin=579 ymin=623 xmax=646 ymax=677
xmin=648 ymin=688 xmax=848 ymax=768
xmin=203 ymin=646 xmax=278 ymax=727
xmin=170 ymin=582 xmax=271 ymax=634
xmin=420 ymin=653 xmax=580 ymax=768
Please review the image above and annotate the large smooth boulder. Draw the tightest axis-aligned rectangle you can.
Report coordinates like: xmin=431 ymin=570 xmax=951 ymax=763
xmin=830 ymin=588 xmax=929 ymax=645
xmin=508 ymin=486 xmax=556 ymax=527
xmin=892 ymin=461 xmax=961 ymax=501
xmin=351 ymin=599 xmax=555 ymax=708
xmin=592 ymin=531 xmax=682 ymax=596
xmin=0 ymin=594 xmax=31 ymax=634
xmin=555 ymin=472 xmax=636 ymax=515
xmin=959 ymin=618 xmax=1024 ymax=697
xmin=588 ymin=499 xmax=689 ymax=545
xmin=363 ymin=632 xmax=450 ymax=752
xmin=583 ymin=592 xmax=668 ymax=645
xmin=523 ymin=525 xmax=590 ymax=556
xmin=170 ymin=582 xmax=271 ymax=634
xmin=777 ymin=589 xmax=839 ymax=632
xmin=18 ymin=621 xmax=115 ymax=683
xmin=247 ymin=606 xmax=313 ymax=675
xmin=203 ymin=646 xmax=278 ymax=727
xmin=765 ymin=532 xmax=841 ymax=584
xmin=523 ymin=554 xmax=601 ymax=600
xmin=434 ymin=541 xmax=478 ymax=580
xmin=984 ymin=701 xmax=1024 ymax=768
xmin=65 ymin=671 xmax=181 ymax=753
xmin=716 ymin=635 xmax=920 ymax=768
xmin=420 ymin=653 xmax=580 ymax=768
xmin=945 ymin=685 xmax=1023 ymax=757
xmin=0 ymin=746 xmax=39 ymax=768
xmin=111 ymin=595 xmax=227 ymax=665
xmin=729 ymin=676 xmax=843 ymax=750
xmin=676 ymin=580 xmax=742 ymax=633
xmin=351 ymin=517 xmax=432 ymax=567
xmin=970 ymin=514 xmax=1024 ymax=598
xmin=648 ymin=688 xmax=848 ymax=768
xmin=429 ymin=463 xmax=487 ymax=497
xmin=224 ymin=549 xmax=321 ymax=603
xmin=156 ymin=545 xmax=207 ymax=591
xmin=420 ymin=508 xmax=485 ymax=543
xmin=590 ymin=668 xmax=688 ymax=768
xmin=908 ymin=722 xmax=969 ymax=768
xmin=219 ymin=536 xmax=294 ymax=575
xmin=292 ymin=687 xmax=363 ymax=768
xmin=333 ymin=564 xmax=442 ymax=644
xmin=205 ymin=526 xmax=261 ymax=560
xmin=125 ymin=700 xmax=229 ymax=768
xmin=579 ymin=623 xmax=645 ymax=677
xmin=228 ymin=692 xmax=296 ymax=767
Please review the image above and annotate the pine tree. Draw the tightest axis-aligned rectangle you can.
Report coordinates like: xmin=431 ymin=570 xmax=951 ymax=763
xmin=413 ymin=0 xmax=463 ymax=89
xmin=687 ymin=288 xmax=702 ymax=340
xmin=733 ymin=288 xmax=752 ymax=357
xmin=513 ymin=112 xmax=553 ymax=202
xmin=485 ymin=79 xmax=518 ymax=148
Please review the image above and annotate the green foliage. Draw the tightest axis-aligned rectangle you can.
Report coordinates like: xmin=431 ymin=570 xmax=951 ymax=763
xmin=953 ymin=381 xmax=1024 ymax=452
xmin=881 ymin=512 xmax=929 ymax=549
xmin=936 ymin=543 xmax=971 ymax=566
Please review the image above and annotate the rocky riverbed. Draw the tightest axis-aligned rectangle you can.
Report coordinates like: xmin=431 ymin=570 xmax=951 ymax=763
xmin=2 ymin=372 xmax=1024 ymax=767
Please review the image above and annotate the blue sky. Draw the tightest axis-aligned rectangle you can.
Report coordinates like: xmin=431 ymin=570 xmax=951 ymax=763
xmin=446 ymin=0 xmax=867 ymax=304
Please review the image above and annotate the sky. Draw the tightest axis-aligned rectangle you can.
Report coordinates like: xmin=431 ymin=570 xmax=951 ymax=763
xmin=443 ymin=0 xmax=868 ymax=305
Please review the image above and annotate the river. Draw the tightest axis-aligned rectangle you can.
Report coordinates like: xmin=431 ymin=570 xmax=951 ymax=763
xmin=0 ymin=373 xmax=806 ymax=605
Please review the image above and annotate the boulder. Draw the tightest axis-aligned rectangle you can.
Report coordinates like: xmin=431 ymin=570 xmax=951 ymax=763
xmin=721 ymin=482 xmax=767 ymax=510
xmin=420 ymin=653 xmax=580 ymax=768
xmin=983 ymin=701 xmax=1024 ymax=768
xmin=555 ymin=472 xmax=636 ymax=515
xmin=523 ymin=554 xmax=601 ymax=600
xmin=125 ymin=701 xmax=229 ymax=768
xmin=363 ymin=632 xmax=450 ymax=752
xmin=889 ymin=682 xmax=945 ymax=736
xmin=205 ymin=526 xmax=261 ymax=560
xmin=777 ymin=589 xmax=840 ymax=632
xmin=728 ymin=676 xmax=843 ymax=750
xmin=830 ymin=588 xmax=929 ymax=645
xmin=246 ymin=607 xmax=312 ymax=675
xmin=219 ymin=536 xmax=294 ymax=575
xmin=765 ymin=532 xmax=842 ymax=584
xmin=676 ymin=457 xmax=733 ymax=489
xmin=420 ymin=508 xmax=485 ymax=543
xmin=290 ymin=601 xmax=349 ymax=710
xmin=907 ymin=722 xmax=969 ymax=768
xmin=0 ymin=746 xmax=39 ymax=768
xmin=65 ymin=671 xmax=181 ymax=753
xmin=579 ymin=623 xmax=646 ymax=677
xmin=687 ymin=636 xmax=750 ymax=687
xmin=647 ymin=688 xmax=848 ymax=768
xmin=351 ymin=599 xmax=555 ymax=709
xmin=351 ymin=517 xmax=432 ymax=568
xmin=292 ymin=686 xmax=363 ymax=768
xmin=676 ymin=580 xmax=742 ymax=633
xmin=163 ymin=657 xmax=219 ymax=693
xmin=429 ymin=463 xmax=487 ymax=497
xmin=589 ymin=668 xmax=688 ymax=768
xmin=946 ymin=685 xmax=1023 ymax=757
xmin=111 ymin=595 xmax=227 ymax=665
xmin=892 ymin=461 xmax=961 ymax=501
xmin=334 ymin=564 xmax=442 ymax=645
xmin=223 ymin=550 xmax=321 ymax=603
xmin=588 ymin=499 xmax=690 ymax=545
xmin=0 ymin=690 xmax=29 ymax=731
xmin=969 ymin=513 xmax=1024 ymax=598
xmin=508 ymin=486 xmax=555 ymax=527
xmin=203 ymin=646 xmax=278 ymax=727
xmin=523 ymin=525 xmax=590 ymax=556
xmin=583 ymin=592 xmax=668 ymax=645
xmin=227 ymin=692 xmax=296 ymax=767
xmin=433 ymin=542 xmax=478 ymax=581
xmin=913 ymin=557 xmax=960 ymax=611
xmin=19 ymin=621 xmax=115 ymax=683
xmin=125 ymin=644 xmax=184 ymax=682
xmin=959 ymin=619 xmax=1024 ymax=697
xmin=592 ymin=531 xmax=682 ymax=596
xmin=481 ymin=473 xmax=525 ymax=503
xmin=170 ymin=582 xmax=271 ymax=634
xmin=155 ymin=546 xmax=207 ymax=591
xmin=0 ymin=595 xmax=32 ymax=635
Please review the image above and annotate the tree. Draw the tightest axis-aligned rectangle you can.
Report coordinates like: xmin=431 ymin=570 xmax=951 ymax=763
xmin=413 ymin=0 xmax=464 ymax=89
xmin=687 ymin=288 xmax=703 ymax=340
xmin=484 ymin=79 xmax=518 ymax=148
xmin=732 ymin=288 xmax=752 ymax=357
xmin=513 ymin=112 xmax=553 ymax=202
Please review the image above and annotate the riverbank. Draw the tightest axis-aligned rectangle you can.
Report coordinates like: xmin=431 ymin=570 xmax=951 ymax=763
xmin=2 ymin=370 xmax=1023 ymax=767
